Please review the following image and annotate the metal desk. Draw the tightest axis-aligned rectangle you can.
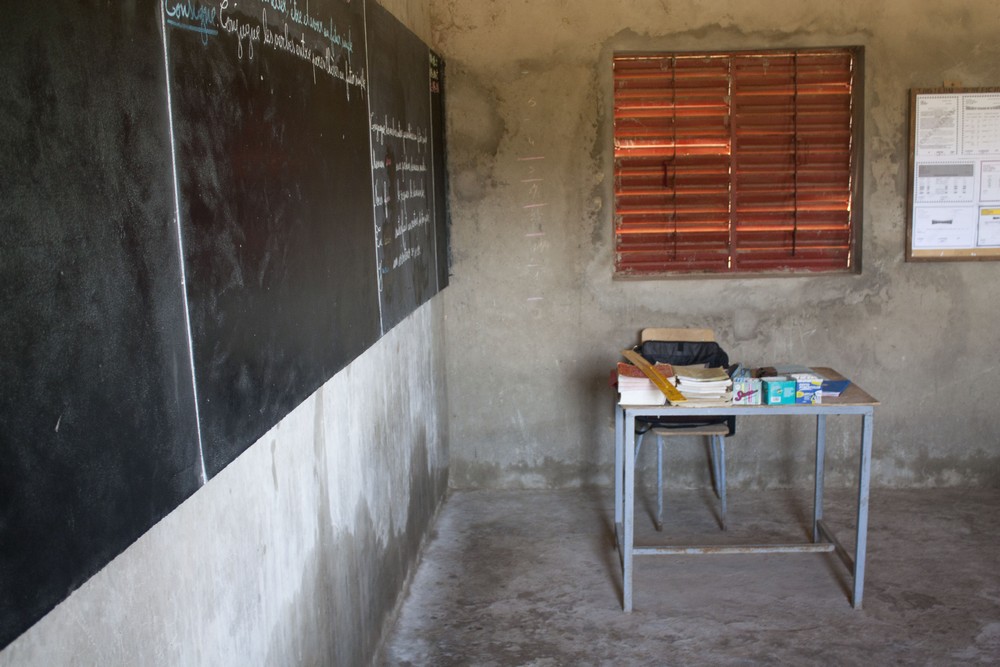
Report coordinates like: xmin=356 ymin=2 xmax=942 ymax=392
xmin=613 ymin=369 xmax=879 ymax=612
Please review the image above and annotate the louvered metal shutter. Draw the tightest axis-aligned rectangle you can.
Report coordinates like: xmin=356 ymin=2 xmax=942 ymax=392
xmin=613 ymin=49 xmax=860 ymax=276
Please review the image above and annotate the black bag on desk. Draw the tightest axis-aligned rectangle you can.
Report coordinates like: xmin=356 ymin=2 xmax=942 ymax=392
xmin=636 ymin=340 xmax=735 ymax=434
xmin=639 ymin=340 xmax=729 ymax=369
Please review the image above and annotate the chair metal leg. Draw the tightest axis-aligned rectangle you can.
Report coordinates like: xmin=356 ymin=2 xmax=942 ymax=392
xmin=717 ymin=436 xmax=727 ymax=531
xmin=650 ymin=429 xmax=729 ymax=533
xmin=708 ymin=437 xmax=721 ymax=498
xmin=656 ymin=435 xmax=664 ymax=531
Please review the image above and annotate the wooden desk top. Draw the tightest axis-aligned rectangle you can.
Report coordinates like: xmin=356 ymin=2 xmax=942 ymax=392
xmin=811 ymin=367 xmax=879 ymax=407
xmin=619 ymin=367 xmax=879 ymax=409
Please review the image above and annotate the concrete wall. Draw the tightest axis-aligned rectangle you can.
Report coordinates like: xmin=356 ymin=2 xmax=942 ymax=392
xmin=437 ymin=0 xmax=1000 ymax=490
xmin=0 ymin=2 xmax=446 ymax=665
xmin=0 ymin=299 xmax=448 ymax=667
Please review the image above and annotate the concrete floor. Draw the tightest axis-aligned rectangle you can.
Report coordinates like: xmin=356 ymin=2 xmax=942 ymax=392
xmin=378 ymin=486 xmax=1000 ymax=665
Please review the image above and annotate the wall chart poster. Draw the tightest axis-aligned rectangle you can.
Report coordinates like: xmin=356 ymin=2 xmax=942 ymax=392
xmin=908 ymin=87 xmax=1000 ymax=261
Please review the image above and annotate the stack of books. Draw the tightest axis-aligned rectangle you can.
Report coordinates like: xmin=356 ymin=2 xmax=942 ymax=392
xmin=669 ymin=365 xmax=732 ymax=406
xmin=616 ymin=362 xmax=672 ymax=405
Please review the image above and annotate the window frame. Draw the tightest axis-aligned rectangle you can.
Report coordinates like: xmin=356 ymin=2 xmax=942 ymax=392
xmin=612 ymin=46 xmax=865 ymax=278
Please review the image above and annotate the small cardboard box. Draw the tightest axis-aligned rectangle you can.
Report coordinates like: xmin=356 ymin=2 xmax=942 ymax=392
xmin=732 ymin=378 xmax=762 ymax=405
xmin=762 ymin=376 xmax=796 ymax=405
xmin=791 ymin=373 xmax=823 ymax=404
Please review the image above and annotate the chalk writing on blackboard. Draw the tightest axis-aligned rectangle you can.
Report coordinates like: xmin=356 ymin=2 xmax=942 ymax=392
xmin=370 ymin=114 xmax=432 ymax=276
xmin=219 ymin=10 xmax=261 ymax=59
xmin=370 ymin=117 xmax=429 ymax=147
xmin=165 ymin=2 xmax=219 ymax=42
xmin=164 ymin=0 xmax=366 ymax=94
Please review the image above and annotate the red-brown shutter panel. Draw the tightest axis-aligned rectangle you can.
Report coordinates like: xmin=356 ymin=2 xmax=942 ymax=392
xmin=614 ymin=49 xmax=857 ymax=275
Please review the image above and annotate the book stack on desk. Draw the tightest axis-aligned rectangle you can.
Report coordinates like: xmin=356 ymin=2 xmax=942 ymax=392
xmin=616 ymin=362 xmax=671 ymax=405
xmin=670 ymin=365 xmax=732 ymax=406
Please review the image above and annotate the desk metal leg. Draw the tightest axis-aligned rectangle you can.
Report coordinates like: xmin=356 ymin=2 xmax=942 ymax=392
xmin=853 ymin=410 xmax=873 ymax=609
xmin=623 ymin=414 xmax=636 ymax=612
xmin=614 ymin=405 xmax=623 ymax=530
xmin=813 ymin=415 xmax=827 ymax=542
xmin=612 ymin=403 xmax=873 ymax=613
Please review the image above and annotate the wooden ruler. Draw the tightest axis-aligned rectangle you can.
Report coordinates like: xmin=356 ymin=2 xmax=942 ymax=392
xmin=621 ymin=348 xmax=687 ymax=403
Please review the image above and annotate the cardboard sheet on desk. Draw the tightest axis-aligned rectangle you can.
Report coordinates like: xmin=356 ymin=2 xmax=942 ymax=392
xmin=761 ymin=364 xmax=815 ymax=376
xmin=616 ymin=361 xmax=672 ymax=378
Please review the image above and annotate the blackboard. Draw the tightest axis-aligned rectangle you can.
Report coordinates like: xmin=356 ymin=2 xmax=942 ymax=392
xmin=165 ymin=0 xmax=382 ymax=474
xmin=430 ymin=50 xmax=452 ymax=290
xmin=1 ymin=0 xmax=448 ymax=650
xmin=0 ymin=0 xmax=203 ymax=649
xmin=367 ymin=2 xmax=440 ymax=331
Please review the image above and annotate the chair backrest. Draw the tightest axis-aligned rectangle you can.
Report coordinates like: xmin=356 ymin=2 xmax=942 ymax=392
xmin=641 ymin=327 xmax=715 ymax=344
xmin=638 ymin=333 xmax=729 ymax=369
xmin=636 ymin=327 xmax=735 ymax=434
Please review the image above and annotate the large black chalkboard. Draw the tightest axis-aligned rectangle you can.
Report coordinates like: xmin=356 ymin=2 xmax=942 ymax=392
xmin=165 ymin=0 xmax=381 ymax=474
xmin=0 ymin=0 xmax=203 ymax=649
xmin=430 ymin=50 xmax=451 ymax=290
xmin=1 ymin=0 xmax=448 ymax=651
xmin=367 ymin=3 xmax=440 ymax=332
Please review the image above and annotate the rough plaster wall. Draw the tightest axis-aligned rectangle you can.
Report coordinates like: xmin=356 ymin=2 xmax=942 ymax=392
xmin=0 ymin=299 xmax=449 ymax=666
xmin=435 ymin=0 xmax=1000 ymax=490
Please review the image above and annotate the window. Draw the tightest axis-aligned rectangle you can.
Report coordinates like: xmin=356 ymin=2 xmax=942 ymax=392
xmin=613 ymin=48 xmax=863 ymax=276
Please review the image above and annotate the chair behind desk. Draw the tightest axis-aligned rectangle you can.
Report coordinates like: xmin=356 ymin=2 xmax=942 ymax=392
xmin=635 ymin=327 xmax=735 ymax=530
xmin=641 ymin=327 xmax=715 ymax=343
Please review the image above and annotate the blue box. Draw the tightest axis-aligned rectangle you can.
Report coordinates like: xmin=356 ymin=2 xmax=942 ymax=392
xmin=791 ymin=373 xmax=823 ymax=404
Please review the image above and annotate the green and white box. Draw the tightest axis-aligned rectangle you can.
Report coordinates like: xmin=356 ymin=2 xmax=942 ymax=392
xmin=762 ymin=376 xmax=796 ymax=405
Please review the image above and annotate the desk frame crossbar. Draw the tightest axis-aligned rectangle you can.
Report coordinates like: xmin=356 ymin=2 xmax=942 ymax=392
xmin=614 ymin=396 xmax=875 ymax=612
xmin=614 ymin=525 xmax=838 ymax=556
